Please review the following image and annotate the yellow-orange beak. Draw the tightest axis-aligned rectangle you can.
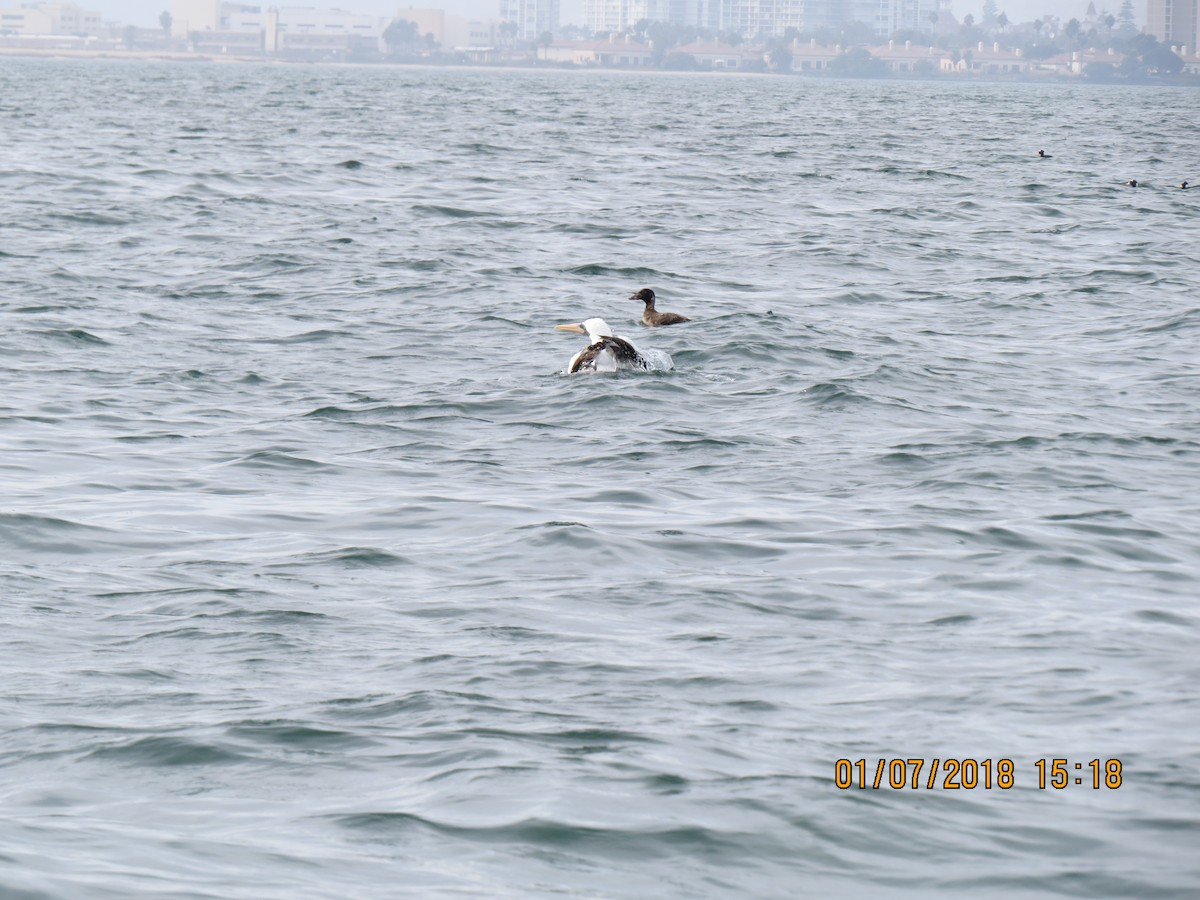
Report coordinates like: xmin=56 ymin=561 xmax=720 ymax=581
xmin=555 ymin=323 xmax=586 ymax=334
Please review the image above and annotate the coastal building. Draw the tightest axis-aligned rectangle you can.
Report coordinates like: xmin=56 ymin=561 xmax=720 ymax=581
xmin=1145 ymin=0 xmax=1197 ymax=58
xmin=0 ymin=1 xmax=101 ymax=35
xmin=674 ymin=37 xmax=759 ymax=66
xmin=868 ymin=38 xmax=942 ymax=71
xmin=170 ymin=1 xmax=391 ymax=54
xmin=934 ymin=43 xmax=1130 ymax=75
xmin=395 ymin=8 xmax=498 ymax=52
xmin=789 ymin=38 xmax=840 ymax=70
xmin=543 ymin=35 xmax=654 ymax=63
xmin=938 ymin=41 xmax=1030 ymax=73
xmin=499 ymin=0 xmax=557 ymax=41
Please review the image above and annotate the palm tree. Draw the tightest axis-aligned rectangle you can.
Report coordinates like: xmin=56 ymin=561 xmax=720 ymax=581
xmin=767 ymin=40 xmax=792 ymax=72
xmin=159 ymin=10 xmax=172 ymax=37
xmin=1064 ymin=17 xmax=1081 ymax=48
xmin=538 ymin=30 xmax=553 ymax=59
xmin=383 ymin=18 xmax=418 ymax=56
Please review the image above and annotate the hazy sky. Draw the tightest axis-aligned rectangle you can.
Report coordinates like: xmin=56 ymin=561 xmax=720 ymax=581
xmin=102 ymin=0 xmax=1142 ymax=34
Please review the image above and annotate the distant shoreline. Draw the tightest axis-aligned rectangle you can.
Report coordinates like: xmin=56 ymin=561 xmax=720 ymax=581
xmin=0 ymin=47 xmax=273 ymax=64
xmin=2 ymin=46 xmax=1195 ymax=87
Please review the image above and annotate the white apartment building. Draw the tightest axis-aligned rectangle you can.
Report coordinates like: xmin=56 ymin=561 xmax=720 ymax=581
xmin=846 ymin=0 xmax=939 ymax=36
xmin=584 ymin=0 xmax=717 ymax=35
xmin=583 ymin=0 xmax=938 ymax=39
xmin=499 ymin=0 xmax=557 ymax=41
xmin=582 ymin=0 xmax=627 ymax=33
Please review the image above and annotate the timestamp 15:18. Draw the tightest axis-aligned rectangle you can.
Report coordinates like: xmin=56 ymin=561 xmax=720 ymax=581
xmin=1035 ymin=758 xmax=1123 ymax=789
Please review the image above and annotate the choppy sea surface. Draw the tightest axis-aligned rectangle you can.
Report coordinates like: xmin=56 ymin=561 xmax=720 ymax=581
xmin=2 ymin=58 xmax=1199 ymax=898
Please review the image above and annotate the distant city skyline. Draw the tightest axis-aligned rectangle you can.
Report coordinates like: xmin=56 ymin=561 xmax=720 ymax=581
xmin=89 ymin=0 xmax=1144 ymax=34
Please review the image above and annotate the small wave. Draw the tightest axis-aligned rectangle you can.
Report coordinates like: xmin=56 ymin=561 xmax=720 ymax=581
xmin=412 ymin=204 xmax=491 ymax=218
xmin=1141 ymin=308 xmax=1199 ymax=334
xmin=1133 ymin=610 xmax=1194 ymax=627
xmin=257 ymin=329 xmax=344 ymax=344
xmin=802 ymin=381 xmax=870 ymax=406
xmin=515 ymin=521 xmax=606 ymax=551
xmin=336 ymin=159 xmax=363 ymax=169
xmin=86 ymin=736 xmax=246 ymax=767
xmin=564 ymin=264 xmax=676 ymax=278
xmin=113 ymin=432 xmax=186 ymax=443
xmin=320 ymin=692 xmax=443 ymax=721
xmin=225 ymin=721 xmax=376 ymax=749
xmin=0 ymin=513 xmax=112 ymax=554
xmin=1029 ymin=224 xmax=1079 ymax=234
xmin=454 ymin=142 xmax=512 ymax=154
xmin=928 ymin=614 xmax=977 ymax=626
xmin=43 ymin=328 xmax=109 ymax=345
xmin=334 ymin=812 xmax=761 ymax=859
xmin=303 ymin=405 xmax=359 ymax=419
xmin=550 ymin=223 xmax=632 ymax=235
xmin=227 ymin=450 xmax=333 ymax=471
xmin=47 ymin=211 xmax=129 ymax=227
xmin=268 ymin=547 xmax=413 ymax=569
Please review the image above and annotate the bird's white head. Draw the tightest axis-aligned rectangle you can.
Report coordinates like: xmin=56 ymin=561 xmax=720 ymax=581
xmin=555 ymin=318 xmax=613 ymax=342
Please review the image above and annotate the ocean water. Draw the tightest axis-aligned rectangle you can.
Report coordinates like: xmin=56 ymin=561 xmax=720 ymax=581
xmin=2 ymin=58 xmax=1199 ymax=898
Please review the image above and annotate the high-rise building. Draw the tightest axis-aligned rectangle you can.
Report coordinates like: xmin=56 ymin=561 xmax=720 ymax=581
xmin=582 ymin=0 xmax=939 ymax=38
xmin=1146 ymin=0 xmax=1197 ymax=54
xmin=844 ymin=0 xmax=939 ymax=36
xmin=500 ymin=0 xmax=559 ymax=40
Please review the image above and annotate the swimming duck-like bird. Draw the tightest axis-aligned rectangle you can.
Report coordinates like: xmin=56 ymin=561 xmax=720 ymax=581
xmin=630 ymin=288 xmax=690 ymax=326
xmin=1037 ymin=149 xmax=1052 ymax=158
xmin=555 ymin=317 xmax=648 ymax=374
xmin=1181 ymin=181 xmax=1189 ymax=190
xmin=1125 ymin=179 xmax=1139 ymax=187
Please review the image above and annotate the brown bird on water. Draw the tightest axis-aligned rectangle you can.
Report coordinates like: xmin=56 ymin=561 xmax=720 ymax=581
xmin=630 ymin=288 xmax=690 ymax=326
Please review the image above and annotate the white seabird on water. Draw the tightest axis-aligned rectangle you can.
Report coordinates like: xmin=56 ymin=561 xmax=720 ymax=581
xmin=555 ymin=317 xmax=650 ymax=374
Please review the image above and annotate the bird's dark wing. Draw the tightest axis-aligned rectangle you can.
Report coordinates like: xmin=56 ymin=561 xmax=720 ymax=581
xmin=602 ymin=336 xmax=648 ymax=369
xmin=569 ymin=341 xmax=606 ymax=374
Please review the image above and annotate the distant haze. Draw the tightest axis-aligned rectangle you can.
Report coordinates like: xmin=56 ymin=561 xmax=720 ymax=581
xmin=98 ymin=0 xmax=1143 ymax=35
